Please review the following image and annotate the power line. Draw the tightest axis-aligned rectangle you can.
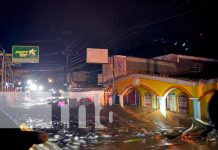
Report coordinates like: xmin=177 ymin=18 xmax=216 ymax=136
xmin=97 ymin=2 xmax=203 ymax=54
xmin=71 ymin=63 xmax=87 ymax=70
xmin=71 ymin=57 xmax=86 ymax=66
xmin=63 ymin=32 xmax=86 ymax=53
xmin=71 ymin=54 xmax=86 ymax=64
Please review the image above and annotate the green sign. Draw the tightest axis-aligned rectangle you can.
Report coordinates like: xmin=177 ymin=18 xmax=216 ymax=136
xmin=12 ymin=45 xmax=39 ymax=63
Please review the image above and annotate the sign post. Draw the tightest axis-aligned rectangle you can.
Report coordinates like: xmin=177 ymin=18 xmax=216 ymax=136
xmin=12 ymin=45 xmax=39 ymax=63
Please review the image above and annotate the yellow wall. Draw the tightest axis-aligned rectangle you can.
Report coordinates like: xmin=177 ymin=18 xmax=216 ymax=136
xmin=115 ymin=77 xmax=198 ymax=98
xmin=112 ymin=75 xmax=218 ymax=120
xmin=200 ymin=91 xmax=215 ymax=121
xmin=198 ymin=82 xmax=218 ymax=120
xmin=135 ymin=87 xmax=147 ymax=107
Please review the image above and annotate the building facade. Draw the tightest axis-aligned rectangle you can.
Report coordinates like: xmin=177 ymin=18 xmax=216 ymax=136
xmin=0 ymin=53 xmax=15 ymax=92
xmin=101 ymin=54 xmax=218 ymax=83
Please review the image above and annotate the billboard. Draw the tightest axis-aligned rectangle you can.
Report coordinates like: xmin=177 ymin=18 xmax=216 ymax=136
xmin=12 ymin=45 xmax=39 ymax=63
xmin=86 ymin=48 xmax=108 ymax=64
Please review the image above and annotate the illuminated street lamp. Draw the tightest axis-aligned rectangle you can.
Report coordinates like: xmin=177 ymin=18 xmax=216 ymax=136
xmin=48 ymin=78 xmax=53 ymax=83
xmin=29 ymin=83 xmax=37 ymax=91
xmin=27 ymin=79 xmax=33 ymax=85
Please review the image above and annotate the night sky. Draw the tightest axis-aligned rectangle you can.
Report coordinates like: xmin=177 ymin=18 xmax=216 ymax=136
xmin=0 ymin=0 xmax=218 ymax=73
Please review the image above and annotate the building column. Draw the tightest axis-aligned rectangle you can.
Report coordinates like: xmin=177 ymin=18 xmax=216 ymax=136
xmin=152 ymin=94 xmax=156 ymax=109
xmin=158 ymin=96 xmax=166 ymax=118
xmin=119 ymin=95 xmax=124 ymax=108
xmin=190 ymin=98 xmax=201 ymax=119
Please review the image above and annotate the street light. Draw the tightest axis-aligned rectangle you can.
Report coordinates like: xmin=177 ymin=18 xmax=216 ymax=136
xmin=27 ymin=80 xmax=33 ymax=85
xmin=48 ymin=78 xmax=53 ymax=83
xmin=29 ymin=83 xmax=37 ymax=91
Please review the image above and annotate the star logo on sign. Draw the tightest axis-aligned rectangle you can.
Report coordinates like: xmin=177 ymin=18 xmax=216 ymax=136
xmin=29 ymin=49 xmax=36 ymax=55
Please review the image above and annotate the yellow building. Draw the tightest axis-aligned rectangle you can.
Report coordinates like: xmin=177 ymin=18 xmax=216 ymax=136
xmin=101 ymin=54 xmax=218 ymax=121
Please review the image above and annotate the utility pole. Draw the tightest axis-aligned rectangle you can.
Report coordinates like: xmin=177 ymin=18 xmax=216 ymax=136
xmin=0 ymin=43 xmax=5 ymax=92
xmin=1 ymin=51 xmax=5 ymax=92
xmin=63 ymin=45 xmax=71 ymax=92
xmin=66 ymin=54 xmax=70 ymax=92
xmin=112 ymin=56 xmax=115 ymax=105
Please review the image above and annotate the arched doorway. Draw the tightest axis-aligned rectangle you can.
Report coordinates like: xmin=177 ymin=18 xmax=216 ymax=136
xmin=144 ymin=92 xmax=152 ymax=108
xmin=178 ymin=93 xmax=189 ymax=113
xmin=123 ymin=88 xmax=141 ymax=106
xmin=166 ymin=92 xmax=177 ymax=112
xmin=160 ymin=86 xmax=193 ymax=117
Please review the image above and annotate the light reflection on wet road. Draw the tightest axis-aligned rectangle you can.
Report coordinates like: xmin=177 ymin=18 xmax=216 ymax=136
xmin=1 ymin=99 xmax=218 ymax=150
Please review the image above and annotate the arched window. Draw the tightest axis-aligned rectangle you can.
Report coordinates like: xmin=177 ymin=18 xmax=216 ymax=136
xmin=178 ymin=94 xmax=189 ymax=113
xmin=166 ymin=93 xmax=176 ymax=112
xmin=144 ymin=93 xmax=152 ymax=108
xmin=123 ymin=88 xmax=141 ymax=106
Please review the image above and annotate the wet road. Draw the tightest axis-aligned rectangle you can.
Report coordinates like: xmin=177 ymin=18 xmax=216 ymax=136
xmin=1 ymin=103 xmax=218 ymax=150
xmin=37 ymin=106 xmax=218 ymax=150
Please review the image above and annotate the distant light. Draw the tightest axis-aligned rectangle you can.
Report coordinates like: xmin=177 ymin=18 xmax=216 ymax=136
xmin=174 ymin=42 xmax=177 ymax=46
xmin=48 ymin=78 xmax=53 ymax=83
xmin=53 ymin=91 xmax=56 ymax=94
xmin=199 ymin=33 xmax=203 ymax=37
xmin=59 ymin=89 xmax=63 ymax=93
xmin=27 ymin=80 xmax=33 ymax=85
xmin=182 ymin=43 xmax=186 ymax=47
xmin=18 ymin=81 xmax=22 ymax=86
xmin=185 ymin=48 xmax=189 ymax=51
xmin=38 ymin=85 xmax=44 ymax=91
xmin=29 ymin=83 xmax=37 ymax=91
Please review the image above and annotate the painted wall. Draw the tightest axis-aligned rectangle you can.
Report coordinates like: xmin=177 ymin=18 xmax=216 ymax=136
xmin=135 ymin=87 xmax=147 ymax=107
xmin=110 ymin=74 xmax=218 ymax=120
xmin=115 ymin=76 xmax=196 ymax=98
xmin=200 ymin=91 xmax=215 ymax=121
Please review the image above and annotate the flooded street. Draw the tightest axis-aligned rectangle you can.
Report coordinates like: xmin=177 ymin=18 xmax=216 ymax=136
xmin=1 ymin=93 xmax=218 ymax=150
xmin=1 ymin=100 xmax=218 ymax=150
xmin=1 ymin=0 xmax=218 ymax=149
xmin=28 ymin=106 xmax=218 ymax=150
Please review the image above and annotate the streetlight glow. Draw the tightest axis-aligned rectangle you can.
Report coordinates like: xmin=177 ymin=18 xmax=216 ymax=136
xmin=27 ymin=80 xmax=33 ymax=85
xmin=48 ymin=78 xmax=53 ymax=83
xmin=29 ymin=83 xmax=37 ymax=91
xmin=38 ymin=85 xmax=44 ymax=91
